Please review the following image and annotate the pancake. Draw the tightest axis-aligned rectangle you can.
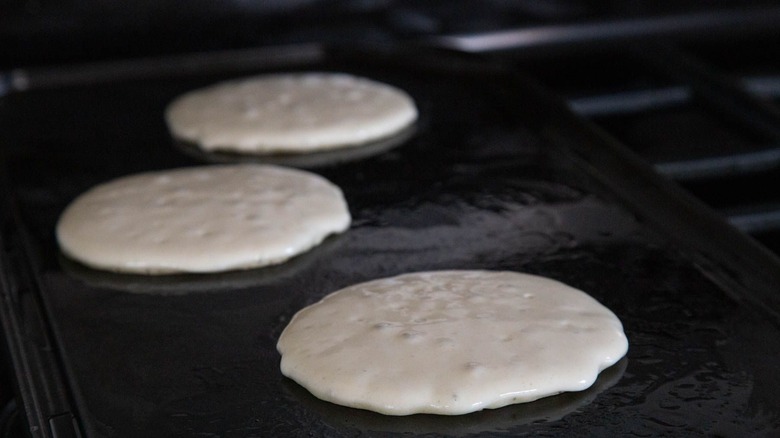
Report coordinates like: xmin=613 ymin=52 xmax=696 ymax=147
xmin=165 ymin=72 xmax=418 ymax=154
xmin=277 ymin=270 xmax=628 ymax=415
xmin=56 ymin=164 xmax=350 ymax=274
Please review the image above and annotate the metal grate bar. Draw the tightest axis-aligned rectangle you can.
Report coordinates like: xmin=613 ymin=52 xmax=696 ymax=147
xmin=568 ymin=86 xmax=690 ymax=117
xmin=0 ymin=44 xmax=324 ymax=95
xmin=653 ymin=147 xmax=780 ymax=180
xmin=724 ymin=203 xmax=780 ymax=234
xmin=430 ymin=7 xmax=780 ymax=53
xmin=567 ymin=75 xmax=780 ymax=117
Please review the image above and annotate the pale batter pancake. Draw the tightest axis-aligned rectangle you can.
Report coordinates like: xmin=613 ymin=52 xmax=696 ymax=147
xmin=165 ymin=73 xmax=418 ymax=153
xmin=56 ymin=165 xmax=350 ymax=274
xmin=277 ymin=270 xmax=628 ymax=416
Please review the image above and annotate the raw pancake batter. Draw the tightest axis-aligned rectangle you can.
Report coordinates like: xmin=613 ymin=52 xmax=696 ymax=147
xmin=165 ymin=72 xmax=418 ymax=153
xmin=277 ymin=270 xmax=628 ymax=415
xmin=56 ymin=164 xmax=350 ymax=274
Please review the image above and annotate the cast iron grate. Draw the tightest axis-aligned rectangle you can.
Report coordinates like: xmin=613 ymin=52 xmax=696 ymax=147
xmin=429 ymin=6 xmax=780 ymax=254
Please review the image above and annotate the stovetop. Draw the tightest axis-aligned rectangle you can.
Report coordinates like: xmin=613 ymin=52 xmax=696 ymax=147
xmin=2 ymin=2 xmax=780 ymax=437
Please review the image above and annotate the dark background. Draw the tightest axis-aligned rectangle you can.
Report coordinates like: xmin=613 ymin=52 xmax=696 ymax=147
xmin=2 ymin=1 xmax=780 ymax=436
xmin=3 ymin=0 xmax=779 ymax=68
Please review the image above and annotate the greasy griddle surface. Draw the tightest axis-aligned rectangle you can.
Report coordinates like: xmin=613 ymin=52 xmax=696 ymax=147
xmin=2 ymin=47 xmax=780 ymax=436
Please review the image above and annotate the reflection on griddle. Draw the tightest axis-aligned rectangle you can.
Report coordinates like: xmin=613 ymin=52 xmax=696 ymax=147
xmin=57 ymin=233 xmax=344 ymax=295
xmin=172 ymin=124 xmax=417 ymax=168
xmin=283 ymin=357 xmax=627 ymax=435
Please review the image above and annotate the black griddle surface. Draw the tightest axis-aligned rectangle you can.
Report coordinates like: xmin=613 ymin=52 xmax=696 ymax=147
xmin=1 ymin=45 xmax=780 ymax=437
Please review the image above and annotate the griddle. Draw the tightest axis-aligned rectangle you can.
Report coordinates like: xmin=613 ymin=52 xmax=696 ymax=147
xmin=1 ymin=44 xmax=780 ymax=437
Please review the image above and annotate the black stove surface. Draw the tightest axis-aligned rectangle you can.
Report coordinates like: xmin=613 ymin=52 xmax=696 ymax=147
xmin=3 ymin=2 xmax=780 ymax=437
xmin=2 ymin=44 xmax=780 ymax=437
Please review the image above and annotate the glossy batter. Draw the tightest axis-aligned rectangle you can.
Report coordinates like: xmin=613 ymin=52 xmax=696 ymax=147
xmin=56 ymin=164 xmax=350 ymax=274
xmin=165 ymin=72 xmax=418 ymax=153
xmin=277 ymin=270 xmax=628 ymax=415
